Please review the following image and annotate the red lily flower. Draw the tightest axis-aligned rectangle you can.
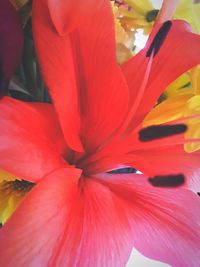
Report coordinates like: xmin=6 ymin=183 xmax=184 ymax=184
xmin=0 ymin=1 xmax=200 ymax=266
xmin=0 ymin=0 xmax=23 ymax=97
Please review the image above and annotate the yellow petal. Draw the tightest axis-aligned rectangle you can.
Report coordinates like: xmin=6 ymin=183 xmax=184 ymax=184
xmin=0 ymin=182 xmax=23 ymax=224
xmin=144 ymin=94 xmax=193 ymax=127
xmin=174 ymin=1 xmax=200 ymax=33
xmin=189 ymin=65 xmax=200 ymax=95
xmin=0 ymin=169 xmax=19 ymax=183
xmin=184 ymin=96 xmax=200 ymax=152
xmin=0 ymin=179 xmax=35 ymax=224
xmin=124 ymin=0 xmax=153 ymax=14
xmin=116 ymin=43 xmax=133 ymax=64
xmin=164 ymin=73 xmax=191 ymax=98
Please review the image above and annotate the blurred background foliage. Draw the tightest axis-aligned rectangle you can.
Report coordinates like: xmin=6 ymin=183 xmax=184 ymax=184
xmin=9 ymin=0 xmax=49 ymax=102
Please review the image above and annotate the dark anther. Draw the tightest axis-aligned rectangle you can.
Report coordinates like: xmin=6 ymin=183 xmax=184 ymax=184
xmin=146 ymin=9 xmax=159 ymax=22
xmin=3 ymin=179 xmax=35 ymax=192
xmin=108 ymin=167 xmax=138 ymax=174
xmin=197 ymin=192 xmax=200 ymax=196
xmin=149 ymin=174 xmax=185 ymax=187
xmin=139 ymin=124 xmax=187 ymax=142
xmin=146 ymin=20 xmax=172 ymax=57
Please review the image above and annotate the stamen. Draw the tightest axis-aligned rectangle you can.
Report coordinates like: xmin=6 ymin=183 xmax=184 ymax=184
xmin=149 ymin=174 xmax=185 ymax=187
xmin=108 ymin=167 xmax=138 ymax=174
xmin=146 ymin=21 xmax=172 ymax=58
xmin=146 ymin=9 xmax=159 ymax=22
xmin=118 ymin=52 xmax=154 ymax=136
xmin=3 ymin=179 xmax=35 ymax=192
xmin=197 ymin=192 xmax=200 ymax=196
xmin=139 ymin=124 xmax=187 ymax=142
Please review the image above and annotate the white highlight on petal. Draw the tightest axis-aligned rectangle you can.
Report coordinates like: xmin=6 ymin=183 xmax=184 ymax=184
xmin=126 ymin=248 xmax=171 ymax=267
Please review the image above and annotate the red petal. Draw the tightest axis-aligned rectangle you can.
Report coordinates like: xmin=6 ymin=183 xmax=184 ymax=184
xmin=122 ymin=20 xmax=200 ymax=131
xmin=130 ymin=144 xmax=200 ymax=178
xmin=32 ymin=0 xmax=129 ymax=152
xmin=47 ymin=0 xmax=104 ymax=34
xmin=0 ymin=97 xmax=66 ymax=181
xmin=1 ymin=170 xmax=199 ymax=266
xmin=96 ymin=173 xmax=200 ymax=267
xmin=0 ymin=168 xmax=83 ymax=267
xmin=76 ymin=177 xmax=134 ymax=266
xmin=32 ymin=1 xmax=83 ymax=152
xmin=80 ymin=130 xmax=199 ymax=179
xmin=0 ymin=169 xmax=133 ymax=267
xmin=0 ymin=0 xmax=23 ymax=96
xmin=74 ymin=1 xmax=129 ymax=151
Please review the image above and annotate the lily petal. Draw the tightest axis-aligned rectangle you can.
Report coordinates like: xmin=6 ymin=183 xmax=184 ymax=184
xmin=96 ymin=173 xmax=200 ymax=267
xmin=0 ymin=167 xmax=83 ymax=267
xmin=47 ymin=0 xmax=103 ymax=34
xmin=0 ymin=97 xmax=66 ymax=182
xmin=0 ymin=168 xmax=133 ymax=267
xmin=81 ymin=130 xmax=200 ymax=179
xmin=130 ymin=144 xmax=200 ymax=178
xmin=1 ymin=170 xmax=199 ymax=267
xmin=32 ymin=0 xmax=83 ymax=152
xmin=32 ymin=0 xmax=129 ymax=152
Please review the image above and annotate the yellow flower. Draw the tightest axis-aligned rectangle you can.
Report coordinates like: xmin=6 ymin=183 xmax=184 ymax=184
xmin=0 ymin=170 xmax=34 ymax=225
xmin=144 ymin=65 xmax=200 ymax=153
xmin=174 ymin=0 xmax=200 ymax=33
xmin=114 ymin=0 xmax=200 ymax=153
xmin=118 ymin=0 xmax=156 ymax=35
xmin=116 ymin=0 xmax=200 ymax=37
xmin=111 ymin=1 xmax=135 ymax=63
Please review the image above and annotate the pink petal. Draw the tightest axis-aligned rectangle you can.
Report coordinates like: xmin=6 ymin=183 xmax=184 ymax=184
xmin=1 ymin=171 xmax=199 ymax=267
xmin=187 ymin=170 xmax=200 ymax=194
xmin=77 ymin=177 xmax=133 ymax=267
xmin=0 ymin=97 xmax=66 ymax=182
xmin=0 ymin=169 xmax=133 ymax=267
xmin=0 ymin=168 xmax=83 ymax=267
xmin=96 ymin=173 xmax=200 ymax=267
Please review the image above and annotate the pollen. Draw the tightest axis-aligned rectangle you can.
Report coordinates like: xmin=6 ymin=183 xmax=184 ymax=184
xmin=2 ymin=179 xmax=35 ymax=193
